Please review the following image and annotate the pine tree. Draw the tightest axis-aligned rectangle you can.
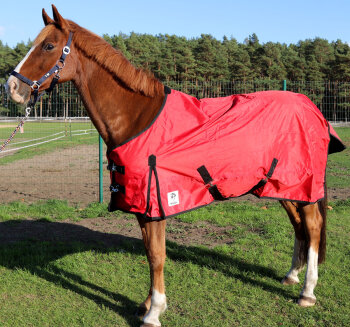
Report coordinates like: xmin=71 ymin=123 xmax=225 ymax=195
xmin=282 ymin=45 xmax=306 ymax=80
xmin=193 ymin=34 xmax=229 ymax=81
xmin=262 ymin=42 xmax=287 ymax=80
xmin=223 ymin=37 xmax=253 ymax=81
xmin=103 ymin=33 xmax=132 ymax=60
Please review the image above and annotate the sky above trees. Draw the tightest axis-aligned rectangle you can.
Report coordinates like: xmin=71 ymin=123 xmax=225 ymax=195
xmin=1 ymin=1 xmax=350 ymax=47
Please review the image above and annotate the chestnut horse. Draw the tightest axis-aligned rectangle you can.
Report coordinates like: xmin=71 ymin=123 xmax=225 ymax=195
xmin=6 ymin=5 xmax=333 ymax=327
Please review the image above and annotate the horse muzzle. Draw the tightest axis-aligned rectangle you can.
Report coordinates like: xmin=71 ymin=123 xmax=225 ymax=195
xmin=6 ymin=75 xmax=31 ymax=104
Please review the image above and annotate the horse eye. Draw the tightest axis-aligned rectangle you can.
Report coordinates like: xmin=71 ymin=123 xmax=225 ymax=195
xmin=43 ymin=43 xmax=55 ymax=51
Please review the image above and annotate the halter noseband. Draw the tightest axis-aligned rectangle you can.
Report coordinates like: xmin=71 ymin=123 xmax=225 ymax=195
xmin=10 ymin=32 xmax=73 ymax=106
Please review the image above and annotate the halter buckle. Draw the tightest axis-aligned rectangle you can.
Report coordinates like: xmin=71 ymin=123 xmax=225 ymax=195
xmin=63 ymin=46 xmax=71 ymax=55
xmin=56 ymin=60 xmax=65 ymax=70
xmin=31 ymin=81 xmax=40 ymax=90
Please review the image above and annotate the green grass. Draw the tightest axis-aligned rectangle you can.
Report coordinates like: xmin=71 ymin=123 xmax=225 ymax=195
xmin=0 ymin=200 xmax=127 ymax=222
xmin=0 ymin=199 xmax=349 ymax=326
xmin=0 ymin=121 xmax=96 ymax=141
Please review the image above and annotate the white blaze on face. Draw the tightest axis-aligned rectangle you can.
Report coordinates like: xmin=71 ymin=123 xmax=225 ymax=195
xmin=13 ymin=44 xmax=37 ymax=73
xmin=6 ymin=44 xmax=37 ymax=103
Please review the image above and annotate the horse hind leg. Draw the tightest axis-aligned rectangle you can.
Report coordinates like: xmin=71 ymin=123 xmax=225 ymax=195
xmin=297 ymin=200 xmax=326 ymax=307
xmin=280 ymin=201 xmax=307 ymax=285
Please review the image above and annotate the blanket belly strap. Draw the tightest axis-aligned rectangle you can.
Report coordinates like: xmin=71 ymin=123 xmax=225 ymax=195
xmin=197 ymin=165 xmax=226 ymax=201
xmin=250 ymin=157 xmax=279 ymax=193
xmin=266 ymin=158 xmax=279 ymax=179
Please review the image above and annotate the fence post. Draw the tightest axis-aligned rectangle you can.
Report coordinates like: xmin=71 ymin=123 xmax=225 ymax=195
xmin=283 ymin=79 xmax=287 ymax=91
xmin=99 ymin=135 xmax=103 ymax=203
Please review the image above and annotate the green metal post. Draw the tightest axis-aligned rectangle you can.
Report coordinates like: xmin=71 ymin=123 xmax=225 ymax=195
xmin=99 ymin=135 xmax=103 ymax=203
xmin=283 ymin=79 xmax=287 ymax=91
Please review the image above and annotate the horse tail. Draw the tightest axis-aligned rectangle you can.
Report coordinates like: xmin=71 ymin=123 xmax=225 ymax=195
xmin=317 ymin=187 xmax=327 ymax=264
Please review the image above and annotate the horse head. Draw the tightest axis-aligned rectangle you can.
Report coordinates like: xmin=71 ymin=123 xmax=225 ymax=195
xmin=6 ymin=5 xmax=76 ymax=104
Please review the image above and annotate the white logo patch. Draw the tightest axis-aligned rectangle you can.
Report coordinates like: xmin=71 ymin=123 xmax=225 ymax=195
xmin=167 ymin=190 xmax=179 ymax=206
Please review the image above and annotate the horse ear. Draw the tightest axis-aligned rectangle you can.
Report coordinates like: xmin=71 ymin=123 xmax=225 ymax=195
xmin=42 ymin=8 xmax=54 ymax=26
xmin=51 ymin=4 xmax=69 ymax=30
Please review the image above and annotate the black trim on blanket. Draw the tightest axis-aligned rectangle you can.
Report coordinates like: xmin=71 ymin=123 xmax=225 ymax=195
xmin=328 ymin=130 xmax=346 ymax=154
xmin=107 ymin=85 xmax=170 ymax=154
xmin=324 ymin=125 xmax=331 ymax=201
xmin=144 ymin=158 xmax=153 ymax=217
xmin=323 ymin=125 xmax=346 ymax=204
xmin=107 ymin=193 xmax=323 ymax=220
xmin=250 ymin=194 xmax=323 ymax=205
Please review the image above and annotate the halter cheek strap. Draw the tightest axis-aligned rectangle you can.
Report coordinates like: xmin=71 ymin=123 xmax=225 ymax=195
xmin=10 ymin=32 xmax=73 ymax=106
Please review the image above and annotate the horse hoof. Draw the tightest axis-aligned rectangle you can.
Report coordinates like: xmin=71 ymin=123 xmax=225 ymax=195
xmin=281 ymin=276 xmax=299 ymax=285
xmin=135 ymin=303 xmax=149 ymax=318
xmin=298 ymin=295 xmax=316 ymax=307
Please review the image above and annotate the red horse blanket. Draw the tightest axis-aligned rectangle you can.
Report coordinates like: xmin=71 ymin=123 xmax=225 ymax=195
xmin=107 ymin=87 xmax=345 ymax=220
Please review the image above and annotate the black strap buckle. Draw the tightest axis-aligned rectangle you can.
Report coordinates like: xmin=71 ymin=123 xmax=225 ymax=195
xmin=248 ymin=157 xmax=279 ymax=194
xmin=107 ymin=161 xmax=125 ymax=174
xmin=197 ymin=165 xmax=225 ymax=201
xmin=109 ymin=183 xmax=125 ymax=193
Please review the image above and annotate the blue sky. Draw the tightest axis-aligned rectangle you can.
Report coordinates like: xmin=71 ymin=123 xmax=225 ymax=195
xmin=1 ymin=0 xmax=350 ymax=47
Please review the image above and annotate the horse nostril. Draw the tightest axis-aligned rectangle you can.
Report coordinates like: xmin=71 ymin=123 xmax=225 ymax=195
xmin=9 ymin=80 xmax=18 ymax=94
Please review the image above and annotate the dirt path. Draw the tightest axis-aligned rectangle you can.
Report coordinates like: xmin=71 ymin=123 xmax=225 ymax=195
xmin=0 ymin=145 xmax=110 ymax=204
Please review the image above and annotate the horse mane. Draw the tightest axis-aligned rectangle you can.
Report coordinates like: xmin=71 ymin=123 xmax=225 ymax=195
xmin=67 ymin=20 xmax=163 ymax=97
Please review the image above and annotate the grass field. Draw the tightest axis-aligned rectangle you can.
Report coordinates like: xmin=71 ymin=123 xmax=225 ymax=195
xmin=0 ymin=121 xmax=98 ymax=165
xmin=0 ymin=126 xmax=348 ymax=326
xmin=327 ymin=127 xmax=350 ymax=188
xmin=0 ymin=200 xmax=349 ymax=326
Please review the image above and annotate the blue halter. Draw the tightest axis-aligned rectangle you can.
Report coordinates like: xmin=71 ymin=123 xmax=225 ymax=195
xmin=10 ymin=32 xmax=73 ymax=106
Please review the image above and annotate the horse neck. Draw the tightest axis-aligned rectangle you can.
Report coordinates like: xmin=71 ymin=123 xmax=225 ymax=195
xmin=72 ymin=52 xmax=165 ymax=149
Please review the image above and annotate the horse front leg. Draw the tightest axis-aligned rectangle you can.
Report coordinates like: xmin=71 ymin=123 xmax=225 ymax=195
xmin=137 ymin=215 xmax=167 ymax=327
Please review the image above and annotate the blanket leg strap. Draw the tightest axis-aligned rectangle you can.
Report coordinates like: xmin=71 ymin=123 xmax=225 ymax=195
xmin=197 ymin=165 xmax=226 ymax=201
xmin=143 ymin=155 xmax=166 ymax=219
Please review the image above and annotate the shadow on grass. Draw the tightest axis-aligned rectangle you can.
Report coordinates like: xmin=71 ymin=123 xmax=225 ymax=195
xmin=0 ymin=220 xmax=295 ymax=326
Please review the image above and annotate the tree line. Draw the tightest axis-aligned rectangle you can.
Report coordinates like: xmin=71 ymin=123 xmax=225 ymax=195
xmin=1 ymin=33 xmax=350 ymax=121
xmin=1 ymin=32 xmax=350 ymax=83
xmin=104 ymin=32 xmax=350 ymax=82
